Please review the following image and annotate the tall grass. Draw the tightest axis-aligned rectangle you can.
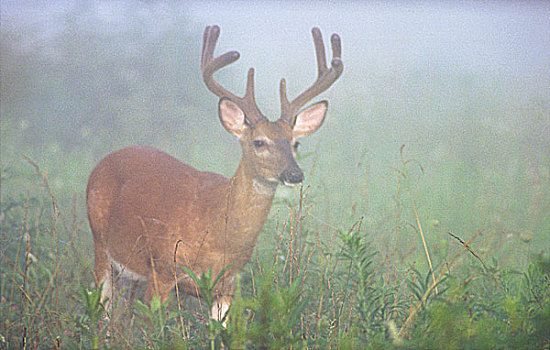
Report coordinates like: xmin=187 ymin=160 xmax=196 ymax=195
xmin=1 ymin=150 xmax=548 ymax=349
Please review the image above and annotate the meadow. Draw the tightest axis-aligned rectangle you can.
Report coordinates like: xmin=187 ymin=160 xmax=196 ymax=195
xmin=1 ymin=2 xmax=549 ymax=349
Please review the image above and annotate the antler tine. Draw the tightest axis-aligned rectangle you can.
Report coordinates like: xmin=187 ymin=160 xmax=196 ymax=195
xmin=201 ymin=25 xmax=215 ymax=69
xmin=331 ymin=33 xmax=342 ymax=61
xmin=280 ymin=28 xmax=343 ymax=125
xmin=201 ymin=25 xmax=265 ymax=125
xmin=312 ymin=28 xmax=328 ymax=77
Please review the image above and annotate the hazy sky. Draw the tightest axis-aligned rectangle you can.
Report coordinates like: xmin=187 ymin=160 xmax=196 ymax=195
xmin=4 ymin=1 xmax=549 ymax=78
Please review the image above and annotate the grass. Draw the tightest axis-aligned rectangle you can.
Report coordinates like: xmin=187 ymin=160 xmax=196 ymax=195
xmin=1 ymin=145 xmax=548 ymax=349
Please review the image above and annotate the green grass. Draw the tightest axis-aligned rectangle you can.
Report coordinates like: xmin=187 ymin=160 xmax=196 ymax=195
xmin=1 ymin=144 xmax=548 ymax=348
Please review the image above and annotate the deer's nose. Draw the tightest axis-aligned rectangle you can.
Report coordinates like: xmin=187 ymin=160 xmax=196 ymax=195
xmin=281 ymin=168 xmax=304 ymax=186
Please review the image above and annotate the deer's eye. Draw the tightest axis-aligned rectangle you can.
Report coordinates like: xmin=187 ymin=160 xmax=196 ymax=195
xmin=293 ymin=142 xmax=300 ymax=150
xmin=253 ymin=140 xmax=265 ymax=148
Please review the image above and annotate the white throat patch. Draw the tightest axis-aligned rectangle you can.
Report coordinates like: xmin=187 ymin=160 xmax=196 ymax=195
xmin=253 ymin=178 xmax=277 ymax=196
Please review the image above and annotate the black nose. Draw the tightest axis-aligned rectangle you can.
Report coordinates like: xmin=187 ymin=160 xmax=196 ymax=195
xmin=282 ymin=168 xmax=304 ymax=185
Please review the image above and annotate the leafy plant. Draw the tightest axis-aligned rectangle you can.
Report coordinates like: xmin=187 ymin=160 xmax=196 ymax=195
xmin=225 ymin=274 xmax=248 ymax=350
xmin=246 ymin=271 xmax=307 ymax=349
xmin=337 ymin=226 xmax=406 ymax=343
xmin=181 ymin=265 xmax=233 ymax=349
xmin=134 ymin=295 xmax=174 ymax=347
xmin=407 ymin=268 xmax=448 ymax=307
xmin=75 ymin=284 xmax=107 ymax=349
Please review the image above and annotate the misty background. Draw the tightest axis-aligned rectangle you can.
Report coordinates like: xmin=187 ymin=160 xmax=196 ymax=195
xmin=2 ymin=1 xmax=549 ymax=253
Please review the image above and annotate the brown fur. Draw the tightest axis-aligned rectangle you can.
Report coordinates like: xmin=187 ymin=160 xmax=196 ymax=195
xmin=87 ymin=145 xmax=277 ymax=301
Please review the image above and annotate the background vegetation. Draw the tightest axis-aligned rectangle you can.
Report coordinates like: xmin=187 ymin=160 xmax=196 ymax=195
xmin=1 ymin=1 xmax=549 ymax=348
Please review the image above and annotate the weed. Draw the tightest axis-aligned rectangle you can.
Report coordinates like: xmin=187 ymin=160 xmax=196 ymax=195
xmin=1 ymin=151 xmax=547 ymax=349
xmin=75 ymin=284 xmax=107 ymax=349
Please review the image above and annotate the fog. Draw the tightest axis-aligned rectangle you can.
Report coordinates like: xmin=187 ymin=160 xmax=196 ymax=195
xmin=2 ymin=1 xmax=549 ymax=244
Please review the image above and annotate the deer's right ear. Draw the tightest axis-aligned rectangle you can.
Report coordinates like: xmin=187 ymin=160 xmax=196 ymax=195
xmin=219 ymin=98 xmax=247 ymax=137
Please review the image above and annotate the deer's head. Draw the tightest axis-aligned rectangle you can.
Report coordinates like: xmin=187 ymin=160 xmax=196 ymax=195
xmin=201 ymin=26 xmax=343 ymax=188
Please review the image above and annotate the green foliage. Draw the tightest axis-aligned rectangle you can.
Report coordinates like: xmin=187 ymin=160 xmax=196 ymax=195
xmin=246 ymin=272 xmax=307 ymax=349
xmin=407 ymin=268 xmax=448 ymax=306
xmin=181 ymin=265 xmax=232 ymax=349
xmin=75 ymin=284 xmax=107 ymax=349
xmin=2 ymin=152 xmax=548 ymax=349
xmin=409 ymin=257 xmax=550 ymax=349
xmin=337 ymin=226 xmax=405 ymax=344
xmin=134 ymin=295 xmax=180 ymax=347
xmin=181 ymin=265 xmax=233 ymax=319
xmin=225 ymin=275 xmax=248 ymax=350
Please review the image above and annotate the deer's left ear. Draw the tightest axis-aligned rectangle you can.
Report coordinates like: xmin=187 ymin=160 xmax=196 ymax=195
xmin=292 ymin=100 xmax=328 ymax=138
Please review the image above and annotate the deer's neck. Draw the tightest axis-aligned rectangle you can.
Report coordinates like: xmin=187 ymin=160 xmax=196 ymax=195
xmin=219 ymin=161 xmax=276 ymax=251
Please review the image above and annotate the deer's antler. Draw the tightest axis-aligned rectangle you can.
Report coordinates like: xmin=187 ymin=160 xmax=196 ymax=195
xmin=201 ymin=25 xmax=266 ymax=125
xmin=279 ymin=28 xmax=343 ymax=126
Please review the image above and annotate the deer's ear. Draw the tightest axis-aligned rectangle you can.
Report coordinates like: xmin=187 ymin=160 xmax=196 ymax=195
xmin=219 ymin=98 xmax=247 ymax=137
xmin=293 ymin=100 xmax=328 ymax=138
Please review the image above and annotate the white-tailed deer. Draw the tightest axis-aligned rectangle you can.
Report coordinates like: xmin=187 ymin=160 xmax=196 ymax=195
xmin=86 ymin=25 xmax=343 ymax=322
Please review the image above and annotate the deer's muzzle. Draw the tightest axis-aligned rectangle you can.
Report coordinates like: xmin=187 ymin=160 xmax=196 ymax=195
xmin=281 ymin=168 xmax=304 ymax=186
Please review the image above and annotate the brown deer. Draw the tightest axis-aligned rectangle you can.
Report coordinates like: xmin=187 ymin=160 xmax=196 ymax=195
xmin=86 ymin=25 xmax=343 ymax=322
